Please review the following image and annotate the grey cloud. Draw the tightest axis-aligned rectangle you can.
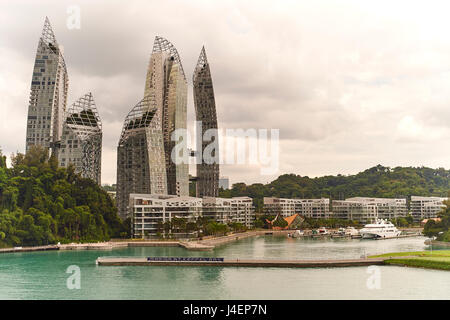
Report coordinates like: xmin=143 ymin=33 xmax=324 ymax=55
xmin=1 ymin=0 xmax=450 ymax=185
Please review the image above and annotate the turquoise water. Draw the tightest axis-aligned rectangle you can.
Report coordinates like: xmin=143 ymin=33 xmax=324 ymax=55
xmin=0 ymin=236 xmax=449 ymax=299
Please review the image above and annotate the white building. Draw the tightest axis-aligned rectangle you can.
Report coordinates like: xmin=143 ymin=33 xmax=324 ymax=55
xmin=263 ymin=197 xmax=330 ymax=219
xmin=410 ymin=196 xmax=447 ymax=221
xmin=332 ymin=197 xmax=407 ymax=223
xmin=203 ymin=196 xmax=255 ymax=228
xmin=130 ymin=194 xmax=202 ymax=239
xmin=130 ymin=194 xmax=255 ymax=238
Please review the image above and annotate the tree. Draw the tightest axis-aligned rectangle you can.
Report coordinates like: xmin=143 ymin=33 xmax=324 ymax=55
xmin=423 ymin=200 xmax=450 ymax=240
xmin=0 ymin=146 xmax=126 ymax=247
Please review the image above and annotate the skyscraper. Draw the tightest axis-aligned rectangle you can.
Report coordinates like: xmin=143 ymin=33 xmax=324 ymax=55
xmin=116 ymin=93 xmax=167 ymax=219
xmin=193 ymin=47 xmax=220 ymax=197
xmin=58 ymin=93 xmax=102 ymax=184
xmin=25 ymin=17 xmax=69 ymax=155
xmin=145 ymin=36 xmax=189 ymax=197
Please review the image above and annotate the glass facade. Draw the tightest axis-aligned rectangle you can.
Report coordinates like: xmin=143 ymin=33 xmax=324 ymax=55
xmin=147 ymin=36 xmax=189 ymax=197
xmin=58 ymin=93 xmax=102 ymax=184
xmin=25 ymin=17 xmax=68 ymax=156
xmin=116 ymin=94 xmax=167 ymax=219
xmin=193 ymin=47 xmax=220 ymax=197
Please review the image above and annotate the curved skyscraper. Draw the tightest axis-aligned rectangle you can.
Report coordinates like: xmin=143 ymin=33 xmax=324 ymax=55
xmin=144 ymin=36 xmax=189 ymax=197
xmin=193 ymin=47 xmax=220 ymax=197
xmin=25 ymin=17 xmax=69 ymax=155
xmin=58 ymin=93 xmax=102 ymax=184
xmin=116 ymin=94 xmax=167 ymax=218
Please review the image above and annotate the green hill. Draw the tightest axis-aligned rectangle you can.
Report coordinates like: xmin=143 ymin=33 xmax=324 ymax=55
xmin=219 ymin=164 xmax=450 ymax=211
xmin=0 ymin=146 xmax=127 ymax=248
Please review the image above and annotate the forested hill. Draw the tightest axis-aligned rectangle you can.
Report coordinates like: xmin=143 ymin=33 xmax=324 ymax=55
xmin=0 ymin=147 xmax=127 ymax=248
xmin=219 ymin=165 xmax=450 ymax=210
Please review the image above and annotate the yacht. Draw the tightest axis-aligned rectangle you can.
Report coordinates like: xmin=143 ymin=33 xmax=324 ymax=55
xmin=317 ymin=227 xmax=328 ymax=235
xmin=289 ymin=230 xmax=304 ymax=238
xmin=344 ymin=227 xmax=360 ymax=237
xmin=359 ymin=219 xmax=401 ymax=239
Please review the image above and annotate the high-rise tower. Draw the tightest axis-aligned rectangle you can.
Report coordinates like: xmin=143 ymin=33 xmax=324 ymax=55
xmin=25 ymin=17 xmax=69 ymax=155
xmin=193 ymin=47 xmax=220 ymax=197
xmin=144 ymin=36 xmax=189 ymax=197
xmin=116 ymin=94 xmax=167 ymax=219
xmin=58 ymin=93 xmax=102 ymax=184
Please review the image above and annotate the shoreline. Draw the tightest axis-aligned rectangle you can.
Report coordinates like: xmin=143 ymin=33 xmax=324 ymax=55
xmin=0 ymin=230 xmax=430 ymax=256
xmin=0 ymin=230 xmax=290 ymax=254
xmin=369 ymin=250 xmax=450 ymax=271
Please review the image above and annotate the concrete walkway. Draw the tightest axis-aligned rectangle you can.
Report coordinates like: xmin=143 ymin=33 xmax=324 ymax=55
xmin=96 ymin=256 xmax=387 ymax=268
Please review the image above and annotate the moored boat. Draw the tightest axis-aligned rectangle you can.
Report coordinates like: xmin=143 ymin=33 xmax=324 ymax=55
xmin=359 ymin=219 xmax=401 ymax=239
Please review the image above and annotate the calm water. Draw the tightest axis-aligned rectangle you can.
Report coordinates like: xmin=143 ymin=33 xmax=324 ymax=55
xmin=0 ymin=235 xmax=449 ymax=299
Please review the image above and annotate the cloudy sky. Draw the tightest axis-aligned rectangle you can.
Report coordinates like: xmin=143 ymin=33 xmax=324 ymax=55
xmin=1 ymin=0 xmax=450 ymax=186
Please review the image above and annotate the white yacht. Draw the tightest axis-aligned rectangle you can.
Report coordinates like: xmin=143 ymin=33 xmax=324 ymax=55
xmin=290 ymin=230 xmax=304 ymax=238
xmin=359 ymin=219 xmax=401 ymax=239
xmin=344 ymin=227 xmax=359 ymax=237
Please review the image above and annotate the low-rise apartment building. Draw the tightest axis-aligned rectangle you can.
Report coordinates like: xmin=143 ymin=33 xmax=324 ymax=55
xmin=263 ymin=197 xmax=330 ymax=219
xmin=410 ymin=196 xmax=447 ymax=221
xmin=130 ymin=194 xmax=255 ymax=238
xmin=332 ymin=197 xmax=407 ymax=223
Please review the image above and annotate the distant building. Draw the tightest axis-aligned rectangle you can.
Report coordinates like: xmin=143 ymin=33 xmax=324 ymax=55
xmin=263 ymin=197 xmax=330 ymax=219
xmin=25 ymin=17 xmax=68 ymax=156
xmin=410 ymin=196 xmax=447 ymax=222
xmin=267 ymin=213 xmax=305 ymax=230
xmin=219 ymin=177 xmax=230 ymax=190
xmin=58 ymin=93 xmax=102 ymax=184
xmin=129 ymin=194 xmax=255 ymax=238
xmin=332 ymin=197 xmax=407 ymax=223
xmin=420 ymin=217 xmax=441 ymax=227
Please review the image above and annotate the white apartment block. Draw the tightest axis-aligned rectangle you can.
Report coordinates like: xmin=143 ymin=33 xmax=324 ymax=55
xmin=130 ymin=194 xmax=255 ymax=238
xmin=203 ymin=196 xmax=255 ymax=228
xmin=332 ymin=197 xmax=407 ymax=223
xmin=263 ymin=197 xmax=330 ymax=219
xmin=410 ymin=196 xmax=447 ymax=221
xmin=130 ymin=194 xmax=202 ymax=239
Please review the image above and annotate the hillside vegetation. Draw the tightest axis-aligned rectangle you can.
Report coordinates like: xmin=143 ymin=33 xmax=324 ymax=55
xmin=0 ymin=146 xmax=127 ymax=248
xmin=219 ymin=164 xmax=450 ymax=210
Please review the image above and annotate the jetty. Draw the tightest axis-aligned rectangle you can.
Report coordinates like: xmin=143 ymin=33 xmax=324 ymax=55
xmin=96 ymin=256 xmax=387 ymax=268
xmin=0 ymin=245 xmax=59 ymax=253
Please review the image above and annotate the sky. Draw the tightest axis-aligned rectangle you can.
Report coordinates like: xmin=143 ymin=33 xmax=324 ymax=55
xmin=1 ymin=0 xmax=450 ymax=186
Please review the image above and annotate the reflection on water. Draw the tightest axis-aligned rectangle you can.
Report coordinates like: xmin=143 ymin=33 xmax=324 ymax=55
xmin=0 ymin=236 xmax=448 ymax=300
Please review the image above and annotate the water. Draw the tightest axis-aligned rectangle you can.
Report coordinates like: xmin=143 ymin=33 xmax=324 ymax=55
xmin=0 ymin=236 xmax=448 ymax=299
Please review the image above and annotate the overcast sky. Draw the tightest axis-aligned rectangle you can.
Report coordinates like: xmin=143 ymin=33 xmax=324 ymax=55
xmin=1 ymin=0 xmax=450 ymax=186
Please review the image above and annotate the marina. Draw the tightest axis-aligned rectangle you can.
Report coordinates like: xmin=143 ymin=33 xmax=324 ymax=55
xmin=1 ymin=235 xmax=448 ymax=299
xmin=0 ymin=228 xmax=424 ymax=255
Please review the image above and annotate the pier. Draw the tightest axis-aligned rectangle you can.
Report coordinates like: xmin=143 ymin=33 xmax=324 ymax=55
xmin=96 ymin=256 xmax=387 ymax=268
xmin=0 ymin=245 xmax=59 ymax=254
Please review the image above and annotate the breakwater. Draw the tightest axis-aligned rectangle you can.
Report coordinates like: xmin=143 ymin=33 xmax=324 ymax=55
xmin=96 ymin=256 xmax=387 ymax=268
